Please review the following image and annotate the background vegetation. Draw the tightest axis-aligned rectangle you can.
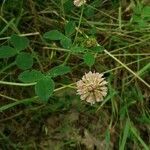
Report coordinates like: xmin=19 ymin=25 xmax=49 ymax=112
xmin=0 ymin=0 xmax=150 ymax=149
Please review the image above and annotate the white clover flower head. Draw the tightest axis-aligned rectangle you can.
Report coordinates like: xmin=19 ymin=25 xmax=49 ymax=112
xmin=76 ymin=71 xmax=108 ymax=105
xmin=74 ymin=0 xmax=86 ymax=7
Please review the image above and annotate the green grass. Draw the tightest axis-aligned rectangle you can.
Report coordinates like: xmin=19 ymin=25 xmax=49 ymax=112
xmin=0 ymin=0 xmax=150 ymax=149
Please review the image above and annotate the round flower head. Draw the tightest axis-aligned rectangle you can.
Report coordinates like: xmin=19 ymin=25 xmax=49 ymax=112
xmin=74 ymin=0 xmax=86 ymax=7
xmin=76 ymin=71 xmax=107 ymax=105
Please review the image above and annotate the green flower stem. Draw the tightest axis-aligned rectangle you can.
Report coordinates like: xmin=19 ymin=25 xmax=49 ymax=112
xmin=0 ymin=83 xmax=76 ymax=112
xmin=0 ymin=81 xmax=36 ymax=86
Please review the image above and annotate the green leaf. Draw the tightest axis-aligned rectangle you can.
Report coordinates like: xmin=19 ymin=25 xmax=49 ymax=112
xmin=43 ymin=30 xmax=64 ymax=40
xmin=83 ymin=52 xmax=95 ymax=67
xmin=10 ymin=34 xmax=29 ymax=51
xmin=60 ymin=37 xmax=72 ymax=48
xmin=71 ymin=46 xmax=87 ymax=53
xmin=65 ymin=21 xmax=76 ymax=36
xmin=48 ymin=65 xmax=71 ymax=78
xmin=120 ymin=119 xmax=130 ymax=150
xmin=0 ymin=46 xmax=17 ymax=58
xmin=91 ymin=45 xmax=105 ymax=52
xmin=18 ymin=70 xmax=44 ymax=83
xmin=35 ymin=76 xmax=55 ymax=101
xmin=16 ymin=52 xmax=33 ymax=70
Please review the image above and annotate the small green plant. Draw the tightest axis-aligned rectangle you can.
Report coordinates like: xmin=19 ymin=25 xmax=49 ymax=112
xmin=0 ymin=0 xmax=149 ymax=149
